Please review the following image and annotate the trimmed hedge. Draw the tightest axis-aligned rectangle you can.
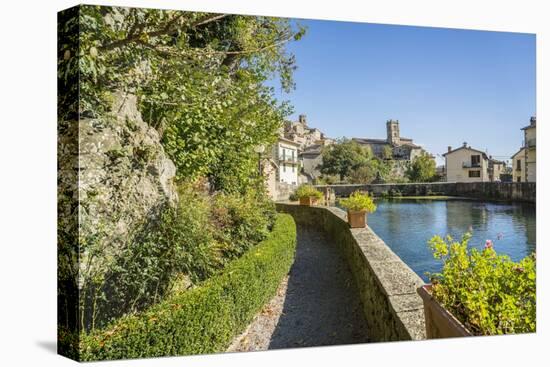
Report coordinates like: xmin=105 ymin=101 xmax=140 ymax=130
xmin=79 ymin=213 xmax=296 ymax=361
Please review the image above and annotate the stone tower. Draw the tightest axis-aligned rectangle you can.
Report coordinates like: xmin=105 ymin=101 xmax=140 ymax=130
xmin=386 ymin=119 xmax=400 ymax=145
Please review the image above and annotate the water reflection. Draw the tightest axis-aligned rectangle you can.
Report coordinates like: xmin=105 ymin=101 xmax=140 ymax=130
xmin=352 ymin=199 xmax=536 ymax=281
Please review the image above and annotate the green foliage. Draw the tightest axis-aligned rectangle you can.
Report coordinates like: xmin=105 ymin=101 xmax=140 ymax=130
xmin=319 ymin=138 xmax=372 ymax=181
xmin=382 ymin=145 xmax=393 ymax=160
xmin=319 ymin=138 xmax=395 ymax=184
xmin=295 ymin=184 xmax=323 ymax=200
xmin=339 ymin=191 xmax=377 ymax=212
xmin=78 ymin=181 xmax=276 ymax=332
xmin=211 ymin=187 xmax=276 ymax=260
xmin=406 ymin=153 xmax=437 ymax=182
xmin=58 ymin=5 xmax=306 ymax=193
xmin=427 ymin=234 xmax=536 ymax=335
xmin=79 ymin=214 xmax=297 ymax=361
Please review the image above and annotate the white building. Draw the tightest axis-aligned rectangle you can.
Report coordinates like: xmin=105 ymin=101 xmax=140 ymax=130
xmin=273 ymin=138 xmax=300 ymax=185
xmin=443 ymin=142 xmax=490 ymax=182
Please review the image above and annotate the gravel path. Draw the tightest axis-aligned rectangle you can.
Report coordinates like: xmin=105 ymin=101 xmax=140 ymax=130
xmin=227 ymin=227 xmax=369 ymax=352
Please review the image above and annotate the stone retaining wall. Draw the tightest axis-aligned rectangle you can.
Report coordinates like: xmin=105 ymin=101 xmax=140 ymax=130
xmin=276 ymin=203 xmax=426 ymax=341
xmin=315 ymin=182 xmax=535 ymax=203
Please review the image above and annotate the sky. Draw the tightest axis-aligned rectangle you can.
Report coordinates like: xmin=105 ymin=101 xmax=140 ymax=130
xmin=270 ymin=19 xmax=536 ymax=165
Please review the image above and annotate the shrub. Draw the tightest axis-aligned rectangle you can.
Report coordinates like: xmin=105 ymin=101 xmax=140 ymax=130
xmin=82 ymin=181 xmax=276 ymax=331
xmin=295 ymin=184 xmax=323 ymax=200
xmin=91 ymin=182 xmax=223 ymax=330
xmin=210 ymin=187 xmax=276 ymax=261
xmin=427 ymin=233 xmax=536 ymax=335
xmin=339 ymin=191 xmax=377 ymax=212
xmin=79 ymin=214 xmax=297 ymax=361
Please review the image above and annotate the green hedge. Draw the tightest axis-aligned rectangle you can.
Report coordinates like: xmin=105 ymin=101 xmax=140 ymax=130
xmin=79 ymin=213 xmax=296 ymax=361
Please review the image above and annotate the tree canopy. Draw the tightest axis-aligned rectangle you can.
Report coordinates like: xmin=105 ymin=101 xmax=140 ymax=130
xmin=406 ymin=153 xmax=437 ymax=182
xmin=58 ymin=5 xmax=306 ymax=192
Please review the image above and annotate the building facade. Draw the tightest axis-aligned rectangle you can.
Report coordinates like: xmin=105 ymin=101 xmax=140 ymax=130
xmin=522 ymin=116 xmax=536 ymax=182
xmin=300 ymin=143 xmax=324 ymax=181
xmin=443 ymin=143 xmax=490 ymax=182
xmin=353 ymin=120 xmax=426 ymax=162
xmin=511 ymin=147 xmax=527 ymax=182
xmin=353 ymin=120 xmax=429 ymax=178
xmin=488 ymin=157 xmax=506 ymax=182
xmin=283 ymin=114 xmax=333 ymax=149
xmin=273 ymin=138 xmax=300 ymax=186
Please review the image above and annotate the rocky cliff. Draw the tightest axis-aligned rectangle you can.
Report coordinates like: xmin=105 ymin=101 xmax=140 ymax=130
xmin=59 ymin=91 xmax=178 ymax=291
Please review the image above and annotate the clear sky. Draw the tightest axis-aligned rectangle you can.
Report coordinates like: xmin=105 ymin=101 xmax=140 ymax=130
xmin=271 ymin=19 xmax=536 ymax=165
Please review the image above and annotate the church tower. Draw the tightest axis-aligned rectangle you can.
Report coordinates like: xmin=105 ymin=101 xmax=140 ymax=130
xmin=386 ymin=119 xmax=400 ymax=145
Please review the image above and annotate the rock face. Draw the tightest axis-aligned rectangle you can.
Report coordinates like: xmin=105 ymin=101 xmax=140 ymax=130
xmin=75 ymin=91 xmax=178 ymax=287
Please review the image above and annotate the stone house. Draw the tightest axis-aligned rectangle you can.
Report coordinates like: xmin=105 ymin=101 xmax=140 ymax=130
xmin=353 ymin=120 xmax=426 ymax=161
xmin=522 ymin=116 xmax=536 ymax=182
xmin=511 ymin=147 xmax=527 ymax=182
xmin=353 ymin=120 xmax=428 ymax=177
xmin=443 ymin=143 xmax=490 ymax=182
xmin=300 ymin=143 xmax=324 ymax=181
xmin=488 ymin=157 xmax=506 ymax=182
xmin=283 ymin=114 xmax=333 ymax=149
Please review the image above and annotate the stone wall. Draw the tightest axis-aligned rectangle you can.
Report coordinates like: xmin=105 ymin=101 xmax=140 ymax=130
xmin=315 ymin=182 xmax=536 ymax=203
xmin=276 ymin=203 xmax=426 ymax=341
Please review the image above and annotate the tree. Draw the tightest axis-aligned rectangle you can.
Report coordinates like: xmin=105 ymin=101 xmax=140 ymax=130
xmin=319 ymin=139 xmax=372 ymax=181
xmin=59 ymin=5 xmax=306 ymax=193
xmin=382 ymin=145 xmax=393 ymax=160
xmin=406 ymin=153 xmax=437 ymax=182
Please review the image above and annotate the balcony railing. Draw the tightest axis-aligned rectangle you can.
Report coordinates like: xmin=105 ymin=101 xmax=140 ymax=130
xmin=279 ymin=156 xmax=299 ymax=164
xmin=462 ymin=162 xmax=481 ymax=168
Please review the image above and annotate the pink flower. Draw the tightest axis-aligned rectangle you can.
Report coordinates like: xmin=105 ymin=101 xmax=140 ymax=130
xmin=485 ymin=240 xmax=493 ymax=249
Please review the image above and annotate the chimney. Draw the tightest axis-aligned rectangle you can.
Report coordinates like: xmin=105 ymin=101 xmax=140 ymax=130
xmin=530 ymin=116 xmax=536 ymax=126
xmin=463 ymin=142 xmax=467 ymax=148
xmin=299 ymin=114 xmax=307 ymax=125
xmin=447 ymin=146 xmax=452 ymax=153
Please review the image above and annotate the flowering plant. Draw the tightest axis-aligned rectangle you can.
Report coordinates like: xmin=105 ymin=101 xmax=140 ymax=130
xmin=427 ymin=233 xmax=536 ymax=335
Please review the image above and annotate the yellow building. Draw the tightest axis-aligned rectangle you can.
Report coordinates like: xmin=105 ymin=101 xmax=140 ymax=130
xmin=443 ymin=142 xmax=490 ymax=182
xmin=522 ymin=116 xmax=536 ymax=182
xmin=511 ymin=147 xmax=527 ymax=182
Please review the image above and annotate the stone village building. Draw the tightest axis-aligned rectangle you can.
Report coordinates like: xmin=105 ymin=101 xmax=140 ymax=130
xmin=353 ymin=119 xmax=429 ymax=178
xmin=264 ymin=114 xmax=333 ymax=199
xmin=510 ymin=116 xmax=536 ymax=183
xmin=443 ymin=142 xmax=505 ymax=183
xmin=511 ymin=147 xmax=527 ymax=182
xmin=522 ymin=116 xmax=536 ymax=182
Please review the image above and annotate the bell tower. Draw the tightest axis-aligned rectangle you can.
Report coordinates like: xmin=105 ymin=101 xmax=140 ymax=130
xmin=386 ymin=119 xmax=400 ymax=145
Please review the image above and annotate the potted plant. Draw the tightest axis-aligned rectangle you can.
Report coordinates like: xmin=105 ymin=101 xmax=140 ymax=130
xmin=338 ymin=191 xmax=377 ymax=228
xmin=295 ymin=184 xmax=323 ymax=206
xmin=418 ymin=234 xmax=536 ymax=338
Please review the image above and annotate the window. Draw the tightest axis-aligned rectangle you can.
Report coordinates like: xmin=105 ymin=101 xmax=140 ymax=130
xmin=292 ymin=165 xmax=295 ymax=173
xmin=517 ymin=176 xmax=521 ymax=182
xmin=469 ymin=170 xmax=481 ymax=178
xmin=516 ymin=159 xmax=522 ymax=170
xmin=283 ymin=163 xmax=286 ymax=173
xmin=471 ymin=155 xmax=481 ymax=167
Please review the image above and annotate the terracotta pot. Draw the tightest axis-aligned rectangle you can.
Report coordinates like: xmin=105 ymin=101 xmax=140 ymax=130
xmin=347 ymin=210 xmax=367 ymax=228
xmin=417 ymin=285 xmax=473 ymax=338
xmin=299 ymin=196 xmax=315 ymax=206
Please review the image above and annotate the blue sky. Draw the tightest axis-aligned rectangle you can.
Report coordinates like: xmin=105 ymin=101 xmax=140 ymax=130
xmin=271 ymin=19 xmax=536 ymax=165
